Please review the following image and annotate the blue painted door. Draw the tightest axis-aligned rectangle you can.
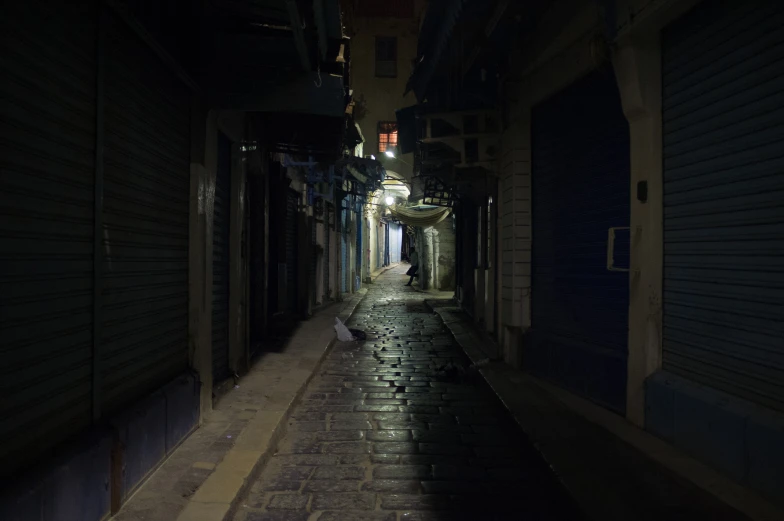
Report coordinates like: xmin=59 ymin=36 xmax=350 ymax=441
xmin=530 ymin=66 xmax=631 ymax=414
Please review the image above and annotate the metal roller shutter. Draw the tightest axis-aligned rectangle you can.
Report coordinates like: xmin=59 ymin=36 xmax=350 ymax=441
xmin=285 ymin=190 xmax=298 ymax=314
xmin=0 ymin=0 xmax=97 ymax=475
xmin=530 ymin=66 xmax=631 ymax=414
xmin=310 ymin=217 xmax=317 ymax=306
xmin=341 ymin=207 xmax=348 ymax=294
xmin=662 ymin=0 xmax=784 ymax=411
xmin=101 ymin=12 xmax=190 ymax=414
xmin=324 ymin=204 xmax=331 ymax=301
xmin=389 ymin=222 xmax=401 ymax=263
xmin=212 ymin=133 xmax=231 ymax=382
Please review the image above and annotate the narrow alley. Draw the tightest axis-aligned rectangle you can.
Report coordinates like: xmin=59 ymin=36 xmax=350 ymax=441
xmin=3 ymin=0 xmax=784 ymax=520
xmin=234 ymin=265 xmax=583 ymax=521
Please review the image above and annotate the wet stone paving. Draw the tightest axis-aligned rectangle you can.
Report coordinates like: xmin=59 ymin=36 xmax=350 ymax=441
xmin=235 ymin=266 xmax=584 ymax=521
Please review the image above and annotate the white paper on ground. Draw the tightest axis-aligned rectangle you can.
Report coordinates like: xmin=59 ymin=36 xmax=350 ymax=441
xmin=334 ymin=317 xmax=355 ymax=341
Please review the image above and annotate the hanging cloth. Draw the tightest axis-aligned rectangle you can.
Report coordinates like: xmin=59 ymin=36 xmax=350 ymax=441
xmin=389 ymin=206 xmax=451 ymax=227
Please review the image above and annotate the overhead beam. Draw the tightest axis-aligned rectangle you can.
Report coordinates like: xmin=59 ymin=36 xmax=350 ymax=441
xmin=286 ymin=0 xmax=311 ymax=71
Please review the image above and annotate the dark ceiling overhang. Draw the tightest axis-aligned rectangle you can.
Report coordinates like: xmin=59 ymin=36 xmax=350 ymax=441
xmin=252 ymin=112 xmax=346 ymax=157
xmin=210 ymin=72 xmax=346 ymax=116
xmin=206 ymin=0 xmax=348 ymax=112
xmin=405 ymin=0 xmax=466 ymax=101
xmin=395 ymin=105 xmax=419 ymax=155
xmin=405 ymin=0 xmax=532 ymax=106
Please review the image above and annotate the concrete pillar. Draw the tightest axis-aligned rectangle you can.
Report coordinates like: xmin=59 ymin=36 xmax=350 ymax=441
xmin=613 ymin=35 xmax=664 ymax=427
xmin=424 ymin=227 xmax=435 ymax=290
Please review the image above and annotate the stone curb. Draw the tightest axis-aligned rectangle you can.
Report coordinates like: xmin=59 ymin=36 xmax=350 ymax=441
xmin=175 ymin=290 xmax=368 ymax=521
xmin=424 ymin=299 xmax=784 ymax=521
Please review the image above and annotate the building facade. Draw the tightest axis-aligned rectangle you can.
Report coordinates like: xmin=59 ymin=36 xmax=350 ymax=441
xmin=407 ymin=0 xmax=784 ymax=506
xmin=0 ymin=0 xmax=370 ymax=517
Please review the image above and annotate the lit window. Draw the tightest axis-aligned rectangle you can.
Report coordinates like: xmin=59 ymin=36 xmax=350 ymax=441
xmin=378 ymin=122 xmax=398 ymax=154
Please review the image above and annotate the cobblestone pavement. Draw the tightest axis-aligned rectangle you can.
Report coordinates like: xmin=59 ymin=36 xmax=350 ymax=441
xmin=234 ymin=265 xmax=585 ymax=521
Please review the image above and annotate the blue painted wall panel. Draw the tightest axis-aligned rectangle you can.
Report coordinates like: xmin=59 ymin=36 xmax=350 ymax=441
xmin=646 ymin=370 xmax=784 ymax=506
xmin=746 ymin=413 xmax=784 ymax=501
xmin=671 ymin=383 xmax=746 ymax=482
xmin=112 ymin=392 xmax=167 ymax=502
xmin=164 ymin=372 xmax=200 ymax=453
xmin=644 ymin=372 xmax=676 ymax=443
xmin=0 ymin=430 xmax=112 ymax=521
xmin=44 ymin=431 xmax=112 ymax=521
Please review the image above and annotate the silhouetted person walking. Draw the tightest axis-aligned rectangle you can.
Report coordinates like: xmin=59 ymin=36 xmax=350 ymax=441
xmin=406 ymin=247 xmax=419 ymax=286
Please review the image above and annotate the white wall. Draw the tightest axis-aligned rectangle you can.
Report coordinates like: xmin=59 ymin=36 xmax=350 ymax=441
xmin=350 ymin=11 xmax=421 ymax=180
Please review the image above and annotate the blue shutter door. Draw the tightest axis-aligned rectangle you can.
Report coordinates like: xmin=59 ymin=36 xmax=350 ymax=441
xmin=340 ymin=207 xmax=348 ymax=293
xmin=662 ymin=0 xmax=784 ymax=411
xmin=324 ymin=204 xmax=331 ymax=301
xmin=530 ymin=66 xmax=631 ymax=414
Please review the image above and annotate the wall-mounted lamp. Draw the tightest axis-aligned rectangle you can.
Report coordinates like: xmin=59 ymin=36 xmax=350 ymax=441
xmin=384 ymin=151 xmax=395 ymax=158
xmin=385 ymin=196 xmax=395 ymax=205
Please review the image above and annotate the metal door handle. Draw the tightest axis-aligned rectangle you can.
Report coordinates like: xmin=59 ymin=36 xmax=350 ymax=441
xmin=607 ymin=227 xmax=630 ymax=272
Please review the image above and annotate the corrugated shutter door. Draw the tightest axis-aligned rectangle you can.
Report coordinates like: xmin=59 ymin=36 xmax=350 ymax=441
xmin=341 ymin=208 xmax=348 ymax=293
xmin=662 ymin=0 xmax=784 ymax=411
xmin=389 ymin=223 xmax=401 ymax=263
xmin=101 ymin=12 xmax=190 ymax=413
xmin=310 ymin=217 xmax=318 ymax=306
xmin=324 ymin=205 xmax=331 ymax=300
xmin=0 ymin=1 xmax=96 ymax=474
xmin=285 ymin=191 xmax=298 ymax=313
xmin=530 ymin=66 xmax=631 ymax=414
xmin=212 ymin=133 xmax=231 ymax=382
